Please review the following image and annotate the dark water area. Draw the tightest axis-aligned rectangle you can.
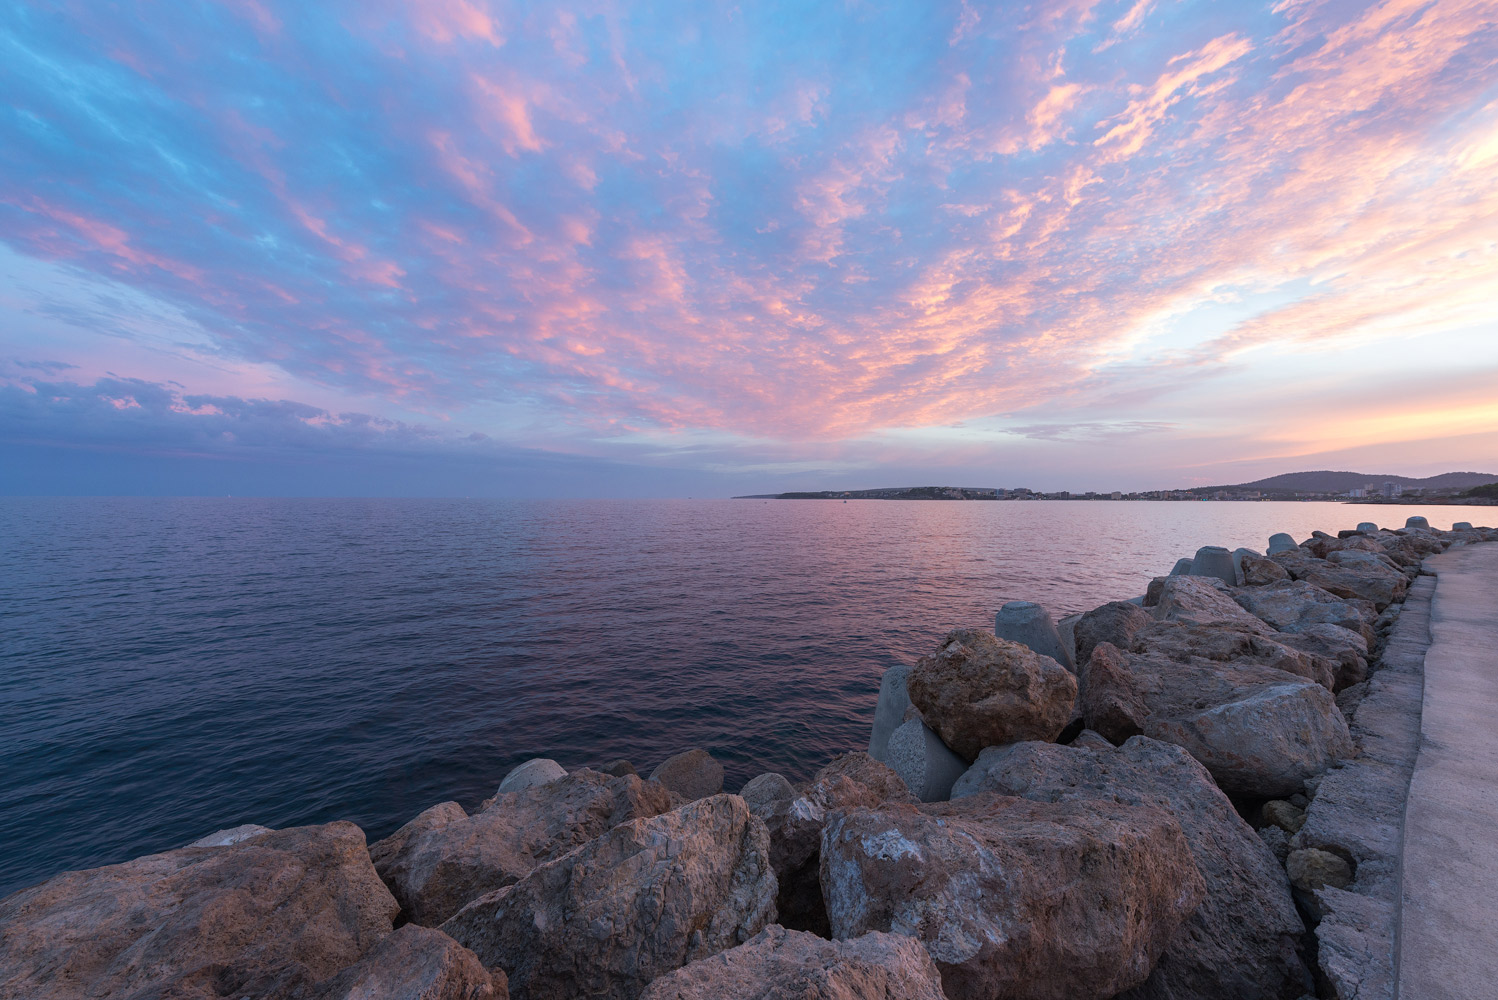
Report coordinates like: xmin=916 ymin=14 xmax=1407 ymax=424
xmin=0 ymin=496 xmax=1469 ymax=896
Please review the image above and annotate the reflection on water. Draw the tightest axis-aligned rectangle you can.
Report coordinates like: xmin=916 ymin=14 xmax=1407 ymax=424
xmin=0 ymin=497 xmax=1470 ymax=894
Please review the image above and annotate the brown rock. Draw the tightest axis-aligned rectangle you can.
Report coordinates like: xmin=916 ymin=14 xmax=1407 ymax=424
xmin=906 ymin=629 xmax=1076 ymax=761
xmin=751 ymin=753 xmax=916 ymax=936
xmin=1074 ymin=600 xmax=1155 ymax=665
xmin=1274 ymin=624 xmax=1368 ymax=692
xmin=649 ymin=749 xmax=726 ymax=801
xmin=638 ymin=925 xmax=948 ymax=1000
xmin=441 ymin=794 xmax=776 ymax=1000
xmin=315 ymin=924 xmax=504 ymax=1000
xmin=601 ymin=759 xmax=639 ymax=777
xmin=951 ymin=738 xmax=1311 ymax=1000
xmin=0 ymin=822 xmax=398 ymax=1000
xmin=738 ymin=772 xmax=796 ymax=816
xmin=1078 ymin=642 xmax=1149 ymax=744
xmin=1153 ymin=576 xmax=1274 ymax=633
xmin=820 ymin=791 xmax=1205 ymax=1000
xmin=1262 ymin=800 xmax=1307 ymax=834
xmin=1232 ymin=581 xmax=1375 ymax=645
xmin=1299 ymin=562 xmax=1408 ymax=612
xmin=370 ymin=769 xmax=675 ymax=926
xmin=1286 ymin=848 xmax=1353 ymax=892
xmin=1240 ymin=551 xmax=1291 ymax=586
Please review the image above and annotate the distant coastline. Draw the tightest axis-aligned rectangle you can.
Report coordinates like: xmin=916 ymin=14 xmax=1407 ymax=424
xmin=735 ymin=470 xmax=1498 ymax=505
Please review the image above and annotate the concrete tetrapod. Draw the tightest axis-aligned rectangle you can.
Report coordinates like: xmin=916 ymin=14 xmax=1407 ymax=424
xmin=1190 ymin=545 xmax=1240 ymax=586
xmin=1404 ymin=516 xmax=1430 ymax=529
xmin=497 ymin=759 xmax=566 ymax=794
xmin=867 ymin=663 xmax=914 ymax=762
xmin=1357 ymin=522 xmax=1379 ymax=534
xmin=885 ymin=718 xmax=967 ymax=801
xmin=1452 ymin=520 xmax=1473 ymax=531
xmin=1169 ymin=557 xmax=1195 ymax=576
xmin=1267 ymin=533 xmax=1299 ymax=555
xmin=994 ymin=600 xmax=1074 ymax=670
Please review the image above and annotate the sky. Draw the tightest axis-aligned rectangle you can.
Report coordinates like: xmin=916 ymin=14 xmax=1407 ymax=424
xmin=1 ymin=0 xmax=1496 ymax=497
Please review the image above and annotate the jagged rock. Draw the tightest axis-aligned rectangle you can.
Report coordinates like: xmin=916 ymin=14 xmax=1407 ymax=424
xmin=441 ymin=795 xmax=776 ymax=1000
xmin=1077 ymin=637 xmax=1352 ymax=799
xmin=906 ymin=629 xmax=1076 ymax=761
xmin=649 ymin=749 xmax=725 ymax=801
xmin=601 ymin=759 xmax=639 ymax=777
xmin=1298 ymin=562 xmax=1408 ymax=612
xmin=497 ymin=759 xmax=566 ymax=795
xmin=1232 ymin=581 xmax=1374 ymax=644
xmin=994 ymin=600 xmax=1073 ymax=669
xmin=1152 ymin=576 xmax=1274 ymax=632
xmin=1069 ymin=728 xmax=1116 ymax=751
xmin=751 ymin=753 xmax=916 ymax=936
xmin=1239 ymin=550 xmax=1291 ymax=586
xmin=1287 ymin=849 xmax=1352 ymax=893
xmin=315 ymin=924 xmax=504 ymax=1000
xmin=370 ymin=769 xmax=675 ymax=926
xmin=885 ymin=718 xmax=968 ymax=802
xmin=739 ymin=773 xmax=796 ymax=816
xmin=1312 ymin=887 xmax=1396 ymax=1000
xmin=187 ymin=823 xmax=273 ymax=847
xmin=821 ymin=791 xmax=1205 ymax=1000
xmin=1189 ymin=545 xmax=1239 ymax=585
xmin=868 ymin=663 xmax=915 ymax=761
xmin=951 ymin=738 xmax=1311 ymax=1000
xmin=0 ymin=822 xmax=398 ymax=1000
xmin=638 ymin=925 xmax=948 ymax=1000
xmin=1275 ymin=624 xmax=1368 ymax=691
xmin=1259 ymin=824 xmax=1291 ymax=864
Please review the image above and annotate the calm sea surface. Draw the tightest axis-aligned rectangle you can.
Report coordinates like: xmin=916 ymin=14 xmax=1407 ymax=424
xmin=0 ymin=497 xmax=1475 ymax=895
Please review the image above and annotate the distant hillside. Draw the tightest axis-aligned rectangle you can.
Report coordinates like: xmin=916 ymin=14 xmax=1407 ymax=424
xmin=1196 ymin=470 xmax=1498 ymax=494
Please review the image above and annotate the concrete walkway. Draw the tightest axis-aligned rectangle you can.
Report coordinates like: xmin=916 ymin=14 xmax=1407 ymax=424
xmin=1398 ymin=543 xmax=1498 ymax=999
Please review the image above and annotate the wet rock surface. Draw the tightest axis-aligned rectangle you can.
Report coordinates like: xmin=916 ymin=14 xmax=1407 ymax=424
xmin=820 ymin=791 xmax=1205 ymax=1000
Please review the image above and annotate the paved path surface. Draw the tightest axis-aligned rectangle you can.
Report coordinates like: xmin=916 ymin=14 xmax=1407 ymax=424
xmin=1398 ymin=543 xmax=1498 ymax=1000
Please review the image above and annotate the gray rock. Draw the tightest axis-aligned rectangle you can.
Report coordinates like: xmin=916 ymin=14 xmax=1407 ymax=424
xmin=1356 ymin=522 xmax=1379 ymax=534
xmin=497 ymin=758 xmax=566 ymax=795
xmin=442 ymin=795 xmax=776 ymax=1000
xmin=315 ymin=924 xmax=503 ymax=999
xmin=994 ymin=600 xmax=1073 ymax=669
xmin=821 ymin=791 xmax=1206 ymax=1000
xmin=638 ymin=925 xmax=948 ymax=1000
xmin=1275 ymin=623 xmax=1368 ymax=691
xmin=1267 ymin=532 xmax=1299 ymax=554
xmin=1287 ymin=848 xmax=1352 ymax=893
xmin=952 ymin=738 xmax=1311 ymax=1000
xmin=885 ymin=718 xmax=968 ymax=802
xmin=868 ymin=663 xmax=914 ymax=762
xmin=1153 ymin=575 xmax=1273 ymax=632
xmin=1068 ymin=728 xmax=1116 ymax=751
xmin=600 ymin=759 xmax=638 ymax=777
xmin=1232 ymin=581 xmax=1374 ymax=644
xmin=186 ymin=823 xmax=273 ymax=848
xmin=1258 ymin=824 xmax=1291 ymax=864
xmin=1190 ymin=545 xmax=1240 ymax=585
xmin=1312 ymin=887 xmax=1397 ymax=999
xmin=739 ymin=773 xmax=796 ymax=817
xmin=649 ymin=749 xmax=725 ymax=801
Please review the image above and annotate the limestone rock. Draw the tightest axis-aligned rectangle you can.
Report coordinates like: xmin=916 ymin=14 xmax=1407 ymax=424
xmin=821 ymin=791 xmax=1205 ymax=1000
xmin=0 ymin=822 xmax=398 ymax=1000
xmin=649 ymin=749 xmax=725 ymax=801
xmin=1232 ymin=581 xmax=1374 ymax=644
xmin=370 ymin=769 xmax=675 ymax=926
xmin=951 ymin=738 xmax=1311 ymax=1000
xmin=1262 ymin=800 xmax=1307 ymax=834
xmin=1240 ymin=551 xmax=1291 ymax=586
xmin=497 ymin=758 xmax=566 ymax=795
xmin=1069 ymin=728 xmax=1116 ymax=751
xmin=441 ymin=794 xmax=776 ymax=1000
xmin=315 ymin=924 xmax=503 ymax=1000
xmin=1077 ymin=642 xmax=1149 ymax=744
xmin=638 ymin=925 xmax=948 ymax=1000
xmin=885 ymin=718 xmax=968 ymax=802
xmin=1298 ymin=562 xmax=1408 ymax=612
xmin=187 ymin=823 xmax=273 ymax=847
xmin=906 ymin=628 xmax=1076 ymax=761
xmin=752 ymin=753 xmax=916 ymax=936
xmin=994 ymin=600 xmax=1073 ymax=669
xmin=601 ymin=759 xmax=639 ymax=777
xmin=1152 ymin=576 xmax=1273 ymax=632
xmin=1073 ymin=600 xmax=1155 ymax=665
xmin=1286 ymin=849 xmax=1352 ymax=893
xmin=869 ymin=663 xmax=915 ymax=761
xmin=1274 ymin=624 xmax=1368 ymax=691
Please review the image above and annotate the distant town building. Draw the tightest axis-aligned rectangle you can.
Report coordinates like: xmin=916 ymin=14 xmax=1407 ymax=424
xmin=1381 ymin=482 xmax=1404 ymax=498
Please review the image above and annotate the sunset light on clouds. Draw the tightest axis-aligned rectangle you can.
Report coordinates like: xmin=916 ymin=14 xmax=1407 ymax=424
xmin=2 ymin=0 xmax=1496 ymax=495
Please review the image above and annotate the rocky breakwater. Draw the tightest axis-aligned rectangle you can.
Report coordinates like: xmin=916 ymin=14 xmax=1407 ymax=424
xmin=2 ymin=518 xmax=1493 ymax=1000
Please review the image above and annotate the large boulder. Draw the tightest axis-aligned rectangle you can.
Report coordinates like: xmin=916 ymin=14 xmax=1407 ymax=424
xmin=820 ymin=792 xmax=1205 ymax=1000
xmin=749 ymin=752 xmax=916 ymax=936
xmin=1078 ymin=636 xmax=1352 ymax=798
xmin=370 ymin=768 xmax=675 ymax=926
xmin=1073 ymin=600 xmax=1155 ymax=665
xmin=1232 ymin=581 xmax=1374 ymax=644
xmin=316 ymin=924 xmax=504 ymax=1000
xmin=952 ymin=738 xmax=1311 ymax=1000
xmin=906 ymin=629 xmax=1076 ymax=761
xmin=1239 ymin=550 xmax=1290 ymax=586
xmin=1275 ymin=624 xmax=1369 ymax=691
xmin=638 ymin=925 xmax=948 ymax=1000
xmin=1297 ymin=561 xmax=1408 ymax=611
xmin=441 ymin=794 xmax=776 ymax=1000
xmin=0 ymin=822 xmax=398 ymax=1000
xmin=649 ymin=749 xmax=725 ymax=801
xmin=1152 ymin=576 xmax=1274 ymax=633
